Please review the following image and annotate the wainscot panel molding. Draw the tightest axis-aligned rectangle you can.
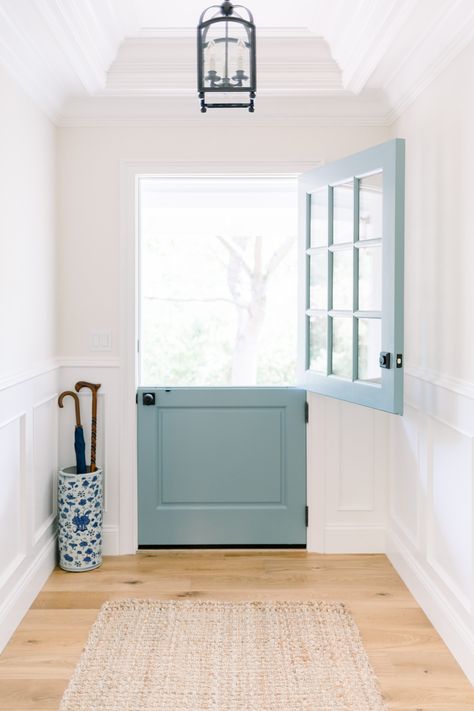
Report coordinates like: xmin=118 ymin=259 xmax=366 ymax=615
xmin=32 ymin=394 xmax=58 ymax=546
xmin=0 ymin=359 xmax=60 ymax=392
xmin=58 ymin=357 xmax=121 ymax=369
xmin=405 ymin=365 xmax=474 ymax=402
xmin=0 ymin=366 xmax=60 ymax=654
xmin=0 ymin=534 xmax=56 ymax=654
xmin=388 ymin=369 xmax=474 ymax=685
xmin=0 ymin=361 xmax=122 ymax=654
xmin=306 ymin=392 xmax=388 ymax=553
xmin=0 ymin=413 xmax=27 ymax=589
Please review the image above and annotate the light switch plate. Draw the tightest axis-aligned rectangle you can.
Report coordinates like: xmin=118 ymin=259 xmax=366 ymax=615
xmin=90 ymin=330 xmax=111 ymax=351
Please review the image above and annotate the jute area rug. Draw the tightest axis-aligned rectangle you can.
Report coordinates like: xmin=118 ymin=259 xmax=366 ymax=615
xmin=60 ymin=599 xmax=386 ymax=711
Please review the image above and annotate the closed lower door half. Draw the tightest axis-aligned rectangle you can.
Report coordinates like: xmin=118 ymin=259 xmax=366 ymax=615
xmin=137 ymin=387 xmax=307 ymax=546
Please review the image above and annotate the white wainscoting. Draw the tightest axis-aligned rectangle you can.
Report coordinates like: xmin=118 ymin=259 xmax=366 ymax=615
xmin=307 ymin=392 xmax=389 ymax=553
xmin=0 ymin=360 xmax=121 ymax=654
xmin=59 ymin=362 xmax=121 ymax=555
xmin=4 ymin=356 xmax=473 ymax=689
xmin=0 ymin=364 xmax=59 ymax=653
xmin=387 ymin=369 xmax=474 ymax=685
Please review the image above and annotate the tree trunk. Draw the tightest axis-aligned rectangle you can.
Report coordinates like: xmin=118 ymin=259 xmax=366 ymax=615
xmin=230 ymin=237 xmax=266 ymax=385
xmin=219 ymin=234 xmax=294 ymax=385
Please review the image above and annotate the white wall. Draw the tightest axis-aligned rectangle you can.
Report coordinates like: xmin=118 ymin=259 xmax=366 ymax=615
xmin=388 ymin=41 xmax=474 ymax=684
xmin=56 ymin=122 xmax=391 ymax=556
xmin=57 ymin=123 xmax=389 ymax=359
xmin=0 ymin=65 xmax=58 ymax=651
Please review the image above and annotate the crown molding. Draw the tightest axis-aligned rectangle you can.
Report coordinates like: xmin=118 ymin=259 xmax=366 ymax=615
xmin=0 ymin=0 xmax=136 ymax=119
xmin=0 ymin=1 xmax=62 ymax=121
xmin=32 ymin=0 xmax=123 ymax=94
xmin=322 ymin=0 xmax=416 ymax=95
xmin=58 ymin=92 xmax=390 ymax=128
xmin=315 ymin=0 xmax=474 ymax=122
xmin=58 ymin=114 xmax=391 ymax=129
xmin=104 ymin=35 xmax=344 ymax=97
xmin=134 ymin=26 xmax=316 ymax=40
xmin=380 ymin=0 xmax=474 ymax=123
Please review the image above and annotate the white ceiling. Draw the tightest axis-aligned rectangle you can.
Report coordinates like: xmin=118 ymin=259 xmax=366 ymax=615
xmin=134 ymin=0 xmax=330 ymax=36
xmin=0 ymin=0 xmax=473 ymax=125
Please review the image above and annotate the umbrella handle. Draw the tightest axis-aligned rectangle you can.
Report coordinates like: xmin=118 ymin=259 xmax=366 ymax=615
xmin=58 ymin=391 xmax=82 ymax=427
xmin=75 ymin=382 xmax=101 ymax=471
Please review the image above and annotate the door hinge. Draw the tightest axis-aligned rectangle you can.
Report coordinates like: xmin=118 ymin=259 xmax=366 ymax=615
xmin=304 ymin=401 xmax=309 ymax=423
xmin=305 ymin=506 xmax=309 ymax=527
xmin=135 ymin=393 xmax=138 ymax=404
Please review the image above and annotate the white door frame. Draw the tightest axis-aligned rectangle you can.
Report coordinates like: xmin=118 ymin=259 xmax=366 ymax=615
xmin=118 ymin=159 xmax=319 ymax=554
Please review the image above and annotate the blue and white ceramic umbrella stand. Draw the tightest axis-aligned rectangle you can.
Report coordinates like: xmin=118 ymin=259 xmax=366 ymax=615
xmin=58 ymin=466 xmax=103 ymax=572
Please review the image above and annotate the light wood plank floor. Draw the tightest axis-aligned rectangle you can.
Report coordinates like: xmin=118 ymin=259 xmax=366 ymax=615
xmin=0 ymin=551 xmax=473 ymax=710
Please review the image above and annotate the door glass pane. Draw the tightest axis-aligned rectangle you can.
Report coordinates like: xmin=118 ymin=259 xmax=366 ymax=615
xmin=358 ymin=245 xmax=382 ymax=312
xmin=310 ymin=188 xmax=328 ymax=247
xmin=333 ymin=181 xmax=353 ymax=244
xmin=358 ymin=318 xmax=381 ymax=383
xmin=309 ymin=253 xmax=327 ymax=310
xmin=359 ymin=172 xmax=383 ymax=241
xmin=140 ymin=177 xmax=298 ymax=386
xmin=309 ymin=315 xmax=327 ymax=373
xmin=332 ymin=249 xmax=353 ymax=311
xmin=332 ymin=317 xmax=352 ymax=378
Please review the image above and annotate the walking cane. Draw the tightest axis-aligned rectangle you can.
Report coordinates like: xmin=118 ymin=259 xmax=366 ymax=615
xmin=74 ymin=382 xmax=101 ymax=473
xmin=58 ymin=391 xmax=87 ymax=474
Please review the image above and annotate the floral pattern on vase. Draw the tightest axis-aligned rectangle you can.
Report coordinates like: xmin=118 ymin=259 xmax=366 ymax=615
xmin=58 ymin=466 xmax=103 ymax=572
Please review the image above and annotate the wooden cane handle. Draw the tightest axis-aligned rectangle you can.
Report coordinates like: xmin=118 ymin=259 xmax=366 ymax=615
xmin=58 ymin=391 xmax=81 ymax=427
xmin=75 ymin=382 xmax=101 ymax=472
xmin=75 ymin=382 xmax=101 ymax=409
xmin=75 ymin=381 xmax=101 ymax=393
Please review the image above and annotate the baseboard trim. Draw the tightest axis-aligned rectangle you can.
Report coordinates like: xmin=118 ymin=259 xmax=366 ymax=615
xmin=387 ymin=529 xmax=474 ymax=685
xmin=138 ymin=544 xmax=306 ymax=550
xmin=0 ymin=535 xmax=57 ymax=653
xmin=322 ymin=524 xmax=386 ymax=553
xmin=103 ymin=525 xmax=120 ymax=555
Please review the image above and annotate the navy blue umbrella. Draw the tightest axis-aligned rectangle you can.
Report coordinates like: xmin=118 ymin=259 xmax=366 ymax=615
xmin=58 ymin=391 xmax=87 ymax=474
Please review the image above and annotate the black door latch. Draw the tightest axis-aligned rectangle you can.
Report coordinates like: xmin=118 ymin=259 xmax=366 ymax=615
xmin=379 ymin=352 xmax=391 ymax=369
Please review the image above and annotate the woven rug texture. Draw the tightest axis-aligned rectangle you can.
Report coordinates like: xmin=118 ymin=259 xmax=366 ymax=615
xmin=60 ymin=599 xmax=386 ymax=711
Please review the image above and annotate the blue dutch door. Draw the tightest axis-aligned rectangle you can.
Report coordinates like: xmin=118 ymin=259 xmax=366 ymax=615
xmin=137 ymin=141 xmax=404 ymax=547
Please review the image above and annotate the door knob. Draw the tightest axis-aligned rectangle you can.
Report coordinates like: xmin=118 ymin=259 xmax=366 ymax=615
xmin=142 ymin=392 xmax=156 ymax=406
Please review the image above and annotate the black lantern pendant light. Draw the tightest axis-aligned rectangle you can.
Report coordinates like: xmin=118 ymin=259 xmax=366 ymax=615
xmin=197 ymin=1 xmax=256 ymax=112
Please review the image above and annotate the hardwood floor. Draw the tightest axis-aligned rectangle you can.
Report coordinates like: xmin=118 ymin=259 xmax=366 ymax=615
xmin=0 ymin=551 xmax=473 ymax=710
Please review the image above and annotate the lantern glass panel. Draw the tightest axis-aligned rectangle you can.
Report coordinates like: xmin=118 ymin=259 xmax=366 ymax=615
xmin=204 ymin=20 xmax=252 ymax=90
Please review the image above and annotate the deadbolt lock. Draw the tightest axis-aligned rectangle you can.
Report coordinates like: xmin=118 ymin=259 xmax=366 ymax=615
xmin=379 ymin=352 xmax=391 ymax=369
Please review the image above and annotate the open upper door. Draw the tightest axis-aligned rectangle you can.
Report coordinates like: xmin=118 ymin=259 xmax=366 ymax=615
xmin=298 ymin=139 xmax=405 ymax=414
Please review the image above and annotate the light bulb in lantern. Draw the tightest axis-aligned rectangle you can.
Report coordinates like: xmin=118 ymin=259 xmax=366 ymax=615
xmin=207 ymin=40 xmax=216 ymax=72
xmin=236 ymin=38 xmax=245 ymax=71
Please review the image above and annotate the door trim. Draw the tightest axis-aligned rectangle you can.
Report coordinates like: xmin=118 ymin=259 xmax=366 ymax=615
xmin=119 ymin=160 xmax=320 ymax=554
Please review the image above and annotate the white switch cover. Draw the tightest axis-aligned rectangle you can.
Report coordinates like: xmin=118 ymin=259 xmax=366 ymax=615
xmin=90 ymin=330 xmax=111 ymax=351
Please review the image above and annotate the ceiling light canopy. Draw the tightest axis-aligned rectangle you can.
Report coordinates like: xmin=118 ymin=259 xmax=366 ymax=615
xmin=197 ymin=2 xmax=256 ymax=113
